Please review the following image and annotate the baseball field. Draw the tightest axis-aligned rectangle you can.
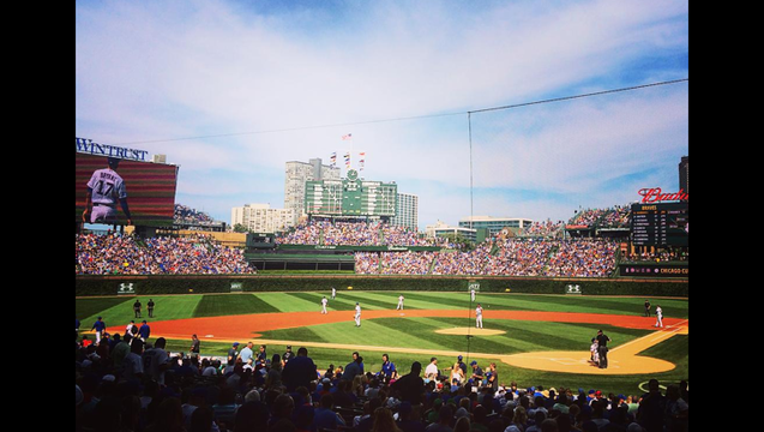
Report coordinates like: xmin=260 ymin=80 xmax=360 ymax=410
xmin=75 ymin=290 xmax=688 ymax=397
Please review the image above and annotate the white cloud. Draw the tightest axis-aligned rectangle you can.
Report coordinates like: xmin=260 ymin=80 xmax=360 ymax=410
xmin=76 ymin=0 xmax=688 ymax=225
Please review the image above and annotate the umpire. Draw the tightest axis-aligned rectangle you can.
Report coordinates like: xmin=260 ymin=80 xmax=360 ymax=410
xmin=133 ymin=299 xmax=142 ymax=318
xmin=596 ymin=330 xmax=611 ymax=369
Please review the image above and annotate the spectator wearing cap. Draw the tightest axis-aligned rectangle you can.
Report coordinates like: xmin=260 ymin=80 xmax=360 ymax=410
xmin=91 ymin=316 xmax=106 ymax=345
xmin=470 ymin=361 xmax=484 ymax=384
xmin=227 ymin=342 xmax=240 ymax=367
xmin=456 ymin=355 xmax=467 ymax=376
xmin=138 ymin=320 xmax=151 ymax=342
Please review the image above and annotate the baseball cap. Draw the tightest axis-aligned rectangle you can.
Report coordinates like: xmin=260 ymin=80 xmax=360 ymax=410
xmin=458 ymin=355 xmax=463 ymax=360
xmin=102 ymin=374 xmax=116 ymax=382
xmin=470 ymin=361 xmax=477 ymax=366
xmin=287 ymin=345 xmax=292 ymax=349
xmin=233 ymin=342 xmax=240 ymax=346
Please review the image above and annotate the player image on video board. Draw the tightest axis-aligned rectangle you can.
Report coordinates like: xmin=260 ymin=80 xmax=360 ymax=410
xmin=76 ymin=152 xmax=179 ymax=227
xmin=82 ymin=157 xmax=132 ymax=225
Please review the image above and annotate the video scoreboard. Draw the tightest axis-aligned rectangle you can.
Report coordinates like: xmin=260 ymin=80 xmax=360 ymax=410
xmin=630 ymin=202 xmax=688 ymax=246
xmin=305 ymin=169 xmax=397 ymax=218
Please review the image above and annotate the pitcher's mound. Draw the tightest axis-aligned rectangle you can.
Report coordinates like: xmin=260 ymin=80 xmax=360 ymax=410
xmin=435 ymin=327 xmax=506 ymax=336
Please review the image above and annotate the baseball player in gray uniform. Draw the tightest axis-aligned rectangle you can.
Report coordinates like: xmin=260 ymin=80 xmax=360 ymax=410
xmin=83 ymin=157 xmax=132 ymax=225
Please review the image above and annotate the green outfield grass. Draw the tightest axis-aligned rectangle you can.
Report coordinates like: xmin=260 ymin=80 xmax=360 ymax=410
xmin=76 ymin=291 xmax=689 ymax=324
xmin=76 ymin=291 xmax=688 ymax=396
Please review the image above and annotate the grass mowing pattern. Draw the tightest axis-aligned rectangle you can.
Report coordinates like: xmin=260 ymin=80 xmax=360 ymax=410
xmin=256 ymin=317 xmax=651 ymax=357
xmin=76 ymin=297 xmax=133 ymax=323
xmin=193 ymin=294 xmax=280 ymax=318
xmin=408 ymin=292 xmax=689 ymax=318
xmin=255 ymin=293 xmax=329 ymax=313
xmin=327 ymin=292 xmax=402 ymax=310
xmin=76 ymin=295 xmax=204 ymax=327
xmin=403 ymin=292 xmax=534 ymax=310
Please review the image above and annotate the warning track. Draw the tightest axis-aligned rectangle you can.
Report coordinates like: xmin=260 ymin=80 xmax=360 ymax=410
xmin=105 ymin=310 xmax=687 ymax=376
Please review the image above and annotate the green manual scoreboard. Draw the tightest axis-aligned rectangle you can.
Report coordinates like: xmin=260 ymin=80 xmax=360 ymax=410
xmin=305 ymin=169 xmax=397 ymax=217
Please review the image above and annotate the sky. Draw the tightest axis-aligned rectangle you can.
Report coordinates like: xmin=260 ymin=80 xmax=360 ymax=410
xmin=76 ymin=0 xmax=689 ymax=230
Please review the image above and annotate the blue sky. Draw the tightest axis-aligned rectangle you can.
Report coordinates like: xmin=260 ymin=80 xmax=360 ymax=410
xmin=76 ymin=0 xmax=689 ymax=229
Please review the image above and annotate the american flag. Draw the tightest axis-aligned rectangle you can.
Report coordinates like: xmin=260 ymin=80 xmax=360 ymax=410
xmin=342 ymin=133 xmax=352 ymax=140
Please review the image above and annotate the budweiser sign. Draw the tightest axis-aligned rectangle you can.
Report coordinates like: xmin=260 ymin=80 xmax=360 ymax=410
xmin=638 ymin=188 xmax=688 ymax=203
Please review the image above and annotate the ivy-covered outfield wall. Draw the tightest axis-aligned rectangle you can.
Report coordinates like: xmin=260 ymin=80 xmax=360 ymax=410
xmin=75 ymin=275 xmax=688 ymax=297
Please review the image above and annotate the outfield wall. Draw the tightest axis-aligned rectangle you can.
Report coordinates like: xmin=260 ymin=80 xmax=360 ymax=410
xmin=75 ymin=275 xmax=688 ymax=297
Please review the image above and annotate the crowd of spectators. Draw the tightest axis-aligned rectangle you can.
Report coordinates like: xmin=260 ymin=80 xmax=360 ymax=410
xmin=175 ymin=204 xmax=216 ymax=224
xmin=481 ymin=239 xmax=555 ymax=277
xmin=624 ymin=247 xmax=689 ymax=263
xmin=520 ymin=221 xmax=565 ymax=239
xmin=544 ymin=240 xmax=618 ymax=278
xmin=76 ymin=233 xmax=256 ymax=275
xmin=598 ymin=206 xmax=631 ymax=229
xmin=567 ymin=209 xmax=608 ymax=228
xmin=76 ymin=334 xmax=688 ymax=432
xmin=355 ymin=251 xmax=438 ymax=275
xmin=353 ymin=238 xmax=618 ymax=278
xmin=567 ymin=206 xmax=633 ymax=230
xmin=276 ymin=220 xmax=446 ymax=247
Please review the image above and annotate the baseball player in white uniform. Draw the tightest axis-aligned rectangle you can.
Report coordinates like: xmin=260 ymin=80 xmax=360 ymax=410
xmin=476 ymin=303 xmax=483 ymax=329
xmin=654 ymin=305 xmax=664 ymax=328
xmin=331 ymin=287 xmax=336 ymax=300
xmin=396 ymin=295 xmax=404 ymax=310
xmin=471 ymin=288 xmax=476 ymax=302
xmin=83 ymin=157 xmax=132 ymax=225
xmin=354 ymin=302 xmax=361 ymax=327
xmin=321 ymin=296 xmax=328 ymax=314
